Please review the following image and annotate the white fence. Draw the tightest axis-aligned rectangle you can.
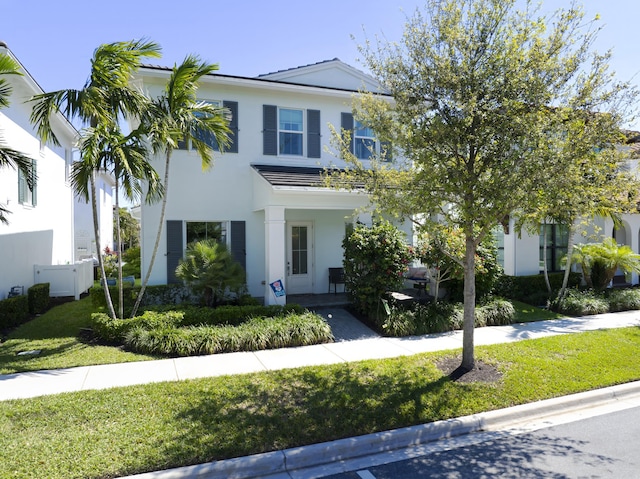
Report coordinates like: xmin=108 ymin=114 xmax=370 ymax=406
xmin=33 ymin=259 xmax=94 ymax=300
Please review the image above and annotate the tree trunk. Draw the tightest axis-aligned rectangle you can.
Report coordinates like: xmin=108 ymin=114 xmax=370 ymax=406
xmin=92 ymin=172 xmax=116 ymax=319
xmin=114 ymin=178 xmax=124 ymax=319
xmin=461 ymin=234 xmax=476 ymax=371
xmin=542 ymin=222 xmax=552 ymax=294
xmin=131 ymin=150 xmax=172 ymax=317
xmin=559 ymin=225 xmax=575 ymax=300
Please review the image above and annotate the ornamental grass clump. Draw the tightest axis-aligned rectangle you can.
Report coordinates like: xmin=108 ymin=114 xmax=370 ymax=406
xmin=551 ymin=289 xmax=609 ymax=316
xmin=607 ymin=288 xmax=640 ymax=312
xmin=123 ymin=312 xmax=333 ymax=356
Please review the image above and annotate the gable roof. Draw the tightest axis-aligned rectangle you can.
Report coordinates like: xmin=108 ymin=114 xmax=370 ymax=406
xmin=257 ymin=58 xmax=383 ymax=93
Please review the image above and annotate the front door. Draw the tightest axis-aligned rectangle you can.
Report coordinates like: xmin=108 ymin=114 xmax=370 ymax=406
xmin=287 ymin=222 xmax=313 ymax=294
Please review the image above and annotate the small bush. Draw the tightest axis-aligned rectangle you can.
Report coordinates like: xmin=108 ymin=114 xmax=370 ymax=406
xmin=124 ymin=312 xmax=333 ymax=356
xmin=0 ymin=295 xmax=29 ymax=330
xmin=145 ymin=304 xmax=304 ymax=327
xmin=27 ymin=283 xmax=50 ymax=315
xmin=121 ymin=246 xmax=141 ymax=278
xmin=381 ymin=298 xmax=514 ymax=337
xmin=92 ymin=310 xmax=184 ymax=343
xmin=551 ymin=289 xmax=609 ymax=316
xmin=606 ymin=288 xmax=640 ymax=312
xmin=494 ymin=272 xmax=582 ymax=303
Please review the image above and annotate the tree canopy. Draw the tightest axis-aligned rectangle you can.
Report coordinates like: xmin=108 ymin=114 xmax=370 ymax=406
xmin=328 ymin=0 xmax=638 ymax=370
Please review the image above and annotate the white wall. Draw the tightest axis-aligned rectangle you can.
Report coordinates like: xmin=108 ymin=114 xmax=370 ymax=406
xmin=137 ymin=70 xmax=408 ymax=298
xmin=0 ymin=49 xmax=76 ymax=298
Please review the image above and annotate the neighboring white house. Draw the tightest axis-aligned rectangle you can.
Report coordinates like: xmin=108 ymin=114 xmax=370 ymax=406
xmin=497 ymin=133 xmax=640 ymax=285
xmin=0 ymin=42 xmax=78 ymax=298
xmin=133 ymin=59 xmax=412 ymax=304
xmin=73 ymin=170 xmax=115 ymax=263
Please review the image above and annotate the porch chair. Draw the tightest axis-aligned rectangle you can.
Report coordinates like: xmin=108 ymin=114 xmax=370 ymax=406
xmin=328 ymin=267 xmax=346 ymax=294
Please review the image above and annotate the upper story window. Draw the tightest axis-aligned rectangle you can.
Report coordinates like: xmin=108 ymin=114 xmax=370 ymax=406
xmin=354 ymin=121 xmax=376 ymax=160
xmin=178 ymin=100 xmax=238 ymax=154
xmin=18 ymin=159 xmax=37 ymax=207
xmin=341 ymin=112 xmax=391 ymax=162
xmin=279 ymin=108 xmax=304 ymax=156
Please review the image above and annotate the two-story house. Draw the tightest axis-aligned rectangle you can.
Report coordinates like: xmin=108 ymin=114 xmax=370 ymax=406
xmin=0 ymin=42 xmax=78 ymax=298
xmin=133 ymin=59 xmax=413 ymax=304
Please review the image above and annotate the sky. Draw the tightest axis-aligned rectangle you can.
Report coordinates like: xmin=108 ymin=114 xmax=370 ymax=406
xmin=2 ymin=0 xmax=640 ymax=112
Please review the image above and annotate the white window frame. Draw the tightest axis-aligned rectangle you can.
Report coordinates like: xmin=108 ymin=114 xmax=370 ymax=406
xmin=178 ymin=99 xmax=222 ymax=151
xmin=185 ymin=220 xmax=229 ymax=246
xmin=278 ymin=107 xmax=304 ymax=156
xmin=354 ymin=120 xmax=377 ymax=160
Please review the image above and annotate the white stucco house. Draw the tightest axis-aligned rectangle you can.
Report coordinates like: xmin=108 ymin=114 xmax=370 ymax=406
xmin=0 ymin=42 xmax=77 ymax=298
xmin=497 ymin=134 xmax=640 ymax=285
xmin=73 ymin=170 xmax=115 ymax=263
xmin=133 ymin=59 xmax=413 ymax=304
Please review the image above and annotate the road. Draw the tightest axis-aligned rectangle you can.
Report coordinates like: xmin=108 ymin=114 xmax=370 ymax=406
xmin=322 ymin=406 xmax=640 ymax=478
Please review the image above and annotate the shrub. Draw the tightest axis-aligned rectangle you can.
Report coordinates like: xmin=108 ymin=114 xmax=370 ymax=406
xmin=551 ymin=289 xmax=609 ymax=316
xmin=90 ymin=284 xmax=198 ymax=316
xmin=381 ymin=298 xmax=514 ymax=337
xmin=27 ymin=283 xmax=50 ymax=315
xmin=494 ymin=272 xmax=581 ymax=303
xmin=145 ymin=304 xmax=304 ymax=327
xmin=121 ymin=246 xmax=141 ymax=278
xmin=343 ymin=221 xmax=413 ymax=319
xmin=0 ymin=295 xmax=29 ymax=330
xmin=124 ymin=312 xmax=333 ymax=356
xmin=92 ymin=310 xmax=184 ymax=343
xmin=175 ymin=240 xmax=246 ymax=307
xmin=606 ymin=288 xmax=640 ymax=312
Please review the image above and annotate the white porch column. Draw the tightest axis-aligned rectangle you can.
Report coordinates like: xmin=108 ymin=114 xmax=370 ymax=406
xmin=629 ymin=218 xmax=640 ymax=285
xmin=264 ymin=206 xmax=287 ymax=305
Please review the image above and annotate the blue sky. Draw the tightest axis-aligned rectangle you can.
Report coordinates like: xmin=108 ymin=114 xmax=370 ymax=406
xmin=3 ymin=0 xmax=639 ymax=122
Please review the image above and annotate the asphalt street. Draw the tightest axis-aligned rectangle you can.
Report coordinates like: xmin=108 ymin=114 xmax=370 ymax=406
xmin=322 ymin=406 xmax=640 ymax=478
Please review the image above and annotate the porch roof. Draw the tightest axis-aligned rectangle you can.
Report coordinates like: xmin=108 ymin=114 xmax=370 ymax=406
xmin=251 ymin=164 xmax=332 ymax=187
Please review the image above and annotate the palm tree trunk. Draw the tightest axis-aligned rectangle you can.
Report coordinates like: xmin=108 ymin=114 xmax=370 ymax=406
xmin=131 ymin=150 xmax=172 ymax=317
xmin=114 ymin=177 xmax=124 ymax=319
xmin=461 ymin=234 xmax=476 ymax=371
xmin=92 ymin=172 xmax=117 ymax=319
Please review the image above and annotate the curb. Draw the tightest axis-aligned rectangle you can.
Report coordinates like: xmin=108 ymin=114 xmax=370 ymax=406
xmin=121 ymin=381 xmax=640 ymax=479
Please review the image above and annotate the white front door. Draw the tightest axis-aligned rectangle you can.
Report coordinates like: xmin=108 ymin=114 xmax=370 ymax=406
xmin=287 ymin=222 xmax=313 ymax=294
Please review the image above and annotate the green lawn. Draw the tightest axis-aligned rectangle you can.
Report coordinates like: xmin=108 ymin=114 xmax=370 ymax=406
xmin=0 ymin=297 xmax=567 ymax=375
xmin=1 ymin=326 xmax=640 ymax=479
xmin=0 ymin=297 xmax=154 ymax=375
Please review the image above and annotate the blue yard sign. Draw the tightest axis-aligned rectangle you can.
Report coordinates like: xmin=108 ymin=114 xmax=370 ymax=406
xmin=270 ymin=279 xmax=286 ymax=297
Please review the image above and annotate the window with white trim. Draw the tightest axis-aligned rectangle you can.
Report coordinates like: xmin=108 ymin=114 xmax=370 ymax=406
xmin=18 ymin=159 xmax=37 ymax=206
xmin=278 ymin=108 xmax=303 ymax=156
xmin=354 ymin=120 xmax=376 ymax=160
xmin=179 ymin=100 xmax=222 ymax=150
xmin=186 ymin=221 xmax=227 ymax=245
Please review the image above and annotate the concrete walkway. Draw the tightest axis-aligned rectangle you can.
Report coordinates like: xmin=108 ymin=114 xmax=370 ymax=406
xmin=1 ymin=308 xmax=640 ymax=402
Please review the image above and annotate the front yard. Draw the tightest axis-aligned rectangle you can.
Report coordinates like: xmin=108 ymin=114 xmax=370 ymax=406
xmin=1 ymin=326 xmax=640 ymax=478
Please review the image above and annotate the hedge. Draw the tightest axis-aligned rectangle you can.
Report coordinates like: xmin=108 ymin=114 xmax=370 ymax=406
xmin=28 ymin=282 xmax=50 ymax=315
xmin=494 ymin=272 xmax=582 ymax=303
xmin=0 ymin=295 xmax=29 ymax=330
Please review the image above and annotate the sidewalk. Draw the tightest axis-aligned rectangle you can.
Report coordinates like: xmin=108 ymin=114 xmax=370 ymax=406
xmin=1 ymin=308 xmax=639 ymax=402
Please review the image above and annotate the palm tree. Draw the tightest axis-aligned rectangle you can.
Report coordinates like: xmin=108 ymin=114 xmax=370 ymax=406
xmin=0 ymin=53 xmax=35 ymax=224
xmin=30 ymin=40 xmax=161 ymax=319
xmin=130 ymin=55 xmax=231 ymax=317
xmin=175 ymin=240 xmax=245 ymax=307
xmin=78 ymin=124 xmax=162 ymax=318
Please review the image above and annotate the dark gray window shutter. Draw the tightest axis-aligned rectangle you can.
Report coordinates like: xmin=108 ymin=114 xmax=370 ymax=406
xmin=31 ymin=160 xmax=37 ymax=206
xmin=224 ymin=101 xmax=239 ymax=153
xmin=307 ymin=109 xmax=321 ymax=158
xmin=341 ymin=112 xmax=354 ymax=154
xmin=166 ymin=220 xmax=183 ymax=284
xmin=230 ymin=221 xmax=246 ymax=270
xmin=381 ymin=141 xmax=393 ymax=162
xmin=263 ymin=105 xmax=277 ymax=156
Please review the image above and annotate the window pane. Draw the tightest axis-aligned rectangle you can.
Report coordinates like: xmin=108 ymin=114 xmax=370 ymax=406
xmin=279 ymin=109 xmax=303 ymax=131
xmin=355 ymin=138 xmax=376 ymax=160
xmin=186 ymin=222 xmax=226 ymax=244
xmin=279 ymin=132 xmax=303 ymax=155
xmin=291 ymin=226 xmax=308 ymax=275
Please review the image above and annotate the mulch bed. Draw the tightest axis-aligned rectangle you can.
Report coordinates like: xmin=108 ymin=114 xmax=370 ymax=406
xmin=437 ymin=356 xmax=503 ymax=383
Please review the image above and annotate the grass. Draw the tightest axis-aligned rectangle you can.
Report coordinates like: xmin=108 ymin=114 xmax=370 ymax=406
xmin=0 ymin=297 xmax=569 ymax=375
xmin=511 ymin=299 xmax=564 ymax=323
xmin=1 ymin=326 xmax=640 ymax=479
xmin=0 ymin=297 xmax=154 ymax=375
